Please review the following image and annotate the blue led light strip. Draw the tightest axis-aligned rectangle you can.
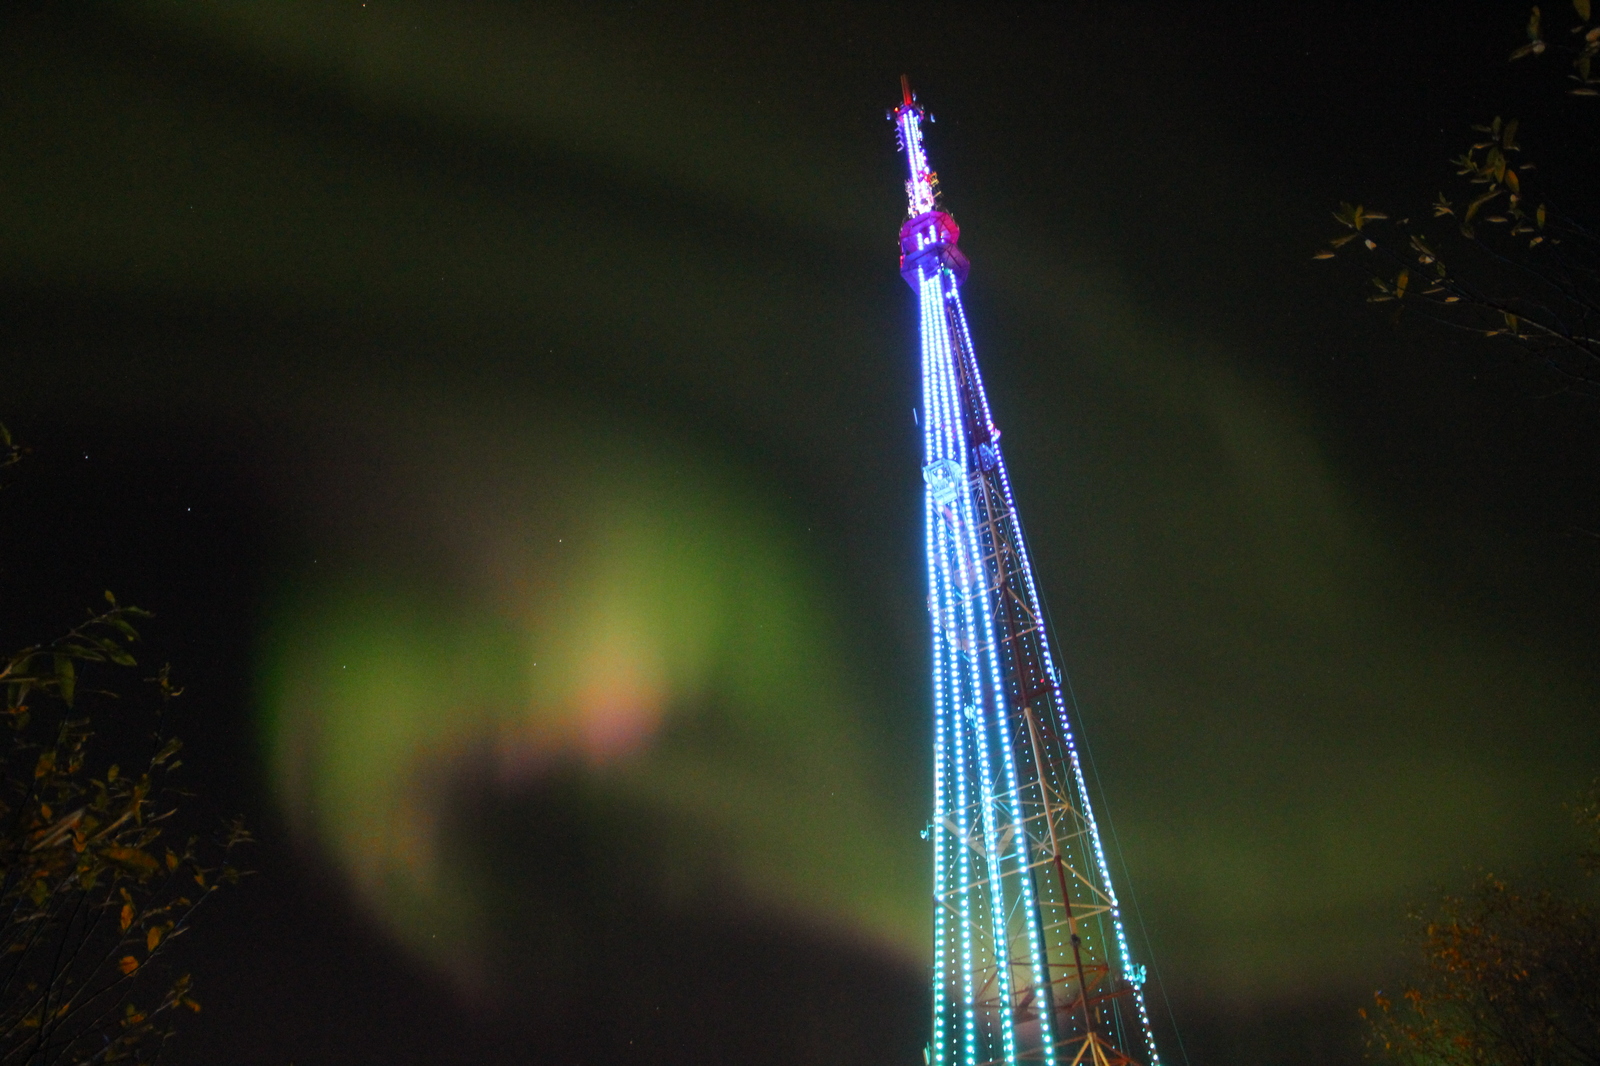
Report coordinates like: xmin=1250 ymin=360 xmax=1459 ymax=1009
xmin=893 ymin=81 xmax=1161 ymax=1066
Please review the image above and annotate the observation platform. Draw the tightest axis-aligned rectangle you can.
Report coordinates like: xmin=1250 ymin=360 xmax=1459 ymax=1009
xmin=899 ymin=209 xmax=970 ymax=289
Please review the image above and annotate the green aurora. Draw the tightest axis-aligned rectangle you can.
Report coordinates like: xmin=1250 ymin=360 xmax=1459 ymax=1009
xmin=1 ymin=4 xmax=1597 ymax=1059
xmin=260 ymin=417 xmax=926 ymax=977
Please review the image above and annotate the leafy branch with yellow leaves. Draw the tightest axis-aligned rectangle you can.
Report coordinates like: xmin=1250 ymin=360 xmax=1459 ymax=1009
xmin=1361 ymin=784 xmax=1600 ymax=1066
xmin=0 ymin=435 xmax=249 ymax=1065
xmin=1316 ymin=3 xmax=1600 ymax=395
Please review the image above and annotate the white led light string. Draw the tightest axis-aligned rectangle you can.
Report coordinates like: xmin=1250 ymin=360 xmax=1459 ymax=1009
xmin=922 ymin=268 xmax=960 ymax=1061
xmin=900 ymin=109 xmax=937 ymax=217
xmin=922 ymin=261 xmax=953 ymax=1066
xmin=923 ymin=266 xmax=980 ymax=1065
xmin=940 ymin=276 xmax=1059 ymax=1066
xmin=947 ymin=292 xmax=1163 ymax=1065
xmin=929 ymin=268 xmax=978 ymax=1066
xmin=936 ymin=287 xmax=1020 ymax=1066
xmin=930 ymin=267 xmax=1003 ymax=1065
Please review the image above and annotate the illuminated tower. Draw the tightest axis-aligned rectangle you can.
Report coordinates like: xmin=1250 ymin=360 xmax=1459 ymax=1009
xmin=892 ymin=78 xmax=1160 ymax=1066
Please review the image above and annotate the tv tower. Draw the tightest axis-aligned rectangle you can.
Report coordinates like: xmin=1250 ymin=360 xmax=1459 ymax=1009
xmin=892 ymin=77 xmax=1160 ymax=1066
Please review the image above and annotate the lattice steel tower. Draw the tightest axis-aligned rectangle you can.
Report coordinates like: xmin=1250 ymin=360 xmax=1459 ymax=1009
xmin=892 ymin=78 xmax=1160 ymax=1066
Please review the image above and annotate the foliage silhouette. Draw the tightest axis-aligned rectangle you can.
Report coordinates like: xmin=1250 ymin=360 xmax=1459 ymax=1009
xmin=1316 ymin=3 xmax=1600 ymax=396
xmin=0 ymin=428 xmax=247 ymax=1064
xmin=1363 ymin=785 xmax=1600 ymax=1066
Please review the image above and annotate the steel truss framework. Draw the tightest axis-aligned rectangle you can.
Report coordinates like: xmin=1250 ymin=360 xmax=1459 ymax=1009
xmin=892 ymin=80 xmax=1161 ymax=1066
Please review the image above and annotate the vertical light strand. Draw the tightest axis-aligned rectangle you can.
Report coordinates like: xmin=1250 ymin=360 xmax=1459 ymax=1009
xmin=1000 ymin=449 xmax=1161 ymax=1062
xmin=933 ymin=276 xmax=1018 ymax=1065
xmin=929 ymin=266 xmax=996 ymax=1063
xmin=950 ymin=283 xmax=1057 ymax=1066
xmin=947 ymin=276 xmax=1157 ymax=1049
xmin=923 ymin=265 xmax=979 ymax=1065
xmin=900 ymin=108 xmax=937 ymax=217
xmin=942 ymin=276 xmax=1058 ymax=1066
xmin=923 ymin=263 xmax=965 ymax=1065
xmin=922 ymin=258 xmax=951 ymax=1066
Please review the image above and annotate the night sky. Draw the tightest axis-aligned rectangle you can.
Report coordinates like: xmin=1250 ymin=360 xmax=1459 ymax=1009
xmin=2 ymin=3 xmax=1599 ymax=1064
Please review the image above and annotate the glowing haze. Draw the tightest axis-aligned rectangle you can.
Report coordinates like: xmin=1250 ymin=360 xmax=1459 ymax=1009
xmin=259 ymin=408 xmax=925 ymax=977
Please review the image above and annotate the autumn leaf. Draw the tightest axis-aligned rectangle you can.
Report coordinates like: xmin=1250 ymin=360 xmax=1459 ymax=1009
xmin=119 ymin=903 xmax=133 ymax=931
xmin=1335 ymin=202 xmax=1376 ymax=230
xmin=105 ymin=846 xmax=160 ymax=874
xmin=118 ymin=955 xmax=138 ymax=975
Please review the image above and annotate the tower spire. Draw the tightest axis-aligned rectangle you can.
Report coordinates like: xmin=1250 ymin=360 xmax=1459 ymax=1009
xmin=890 ymin=82 xmax=966 ymax=289
xmin=891 ymin=84 xmax=1163 ymax=1066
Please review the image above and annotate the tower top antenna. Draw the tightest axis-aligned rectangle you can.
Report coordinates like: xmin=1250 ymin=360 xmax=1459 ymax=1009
xmin=900 ymin=74 xmax=914 ymax=108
